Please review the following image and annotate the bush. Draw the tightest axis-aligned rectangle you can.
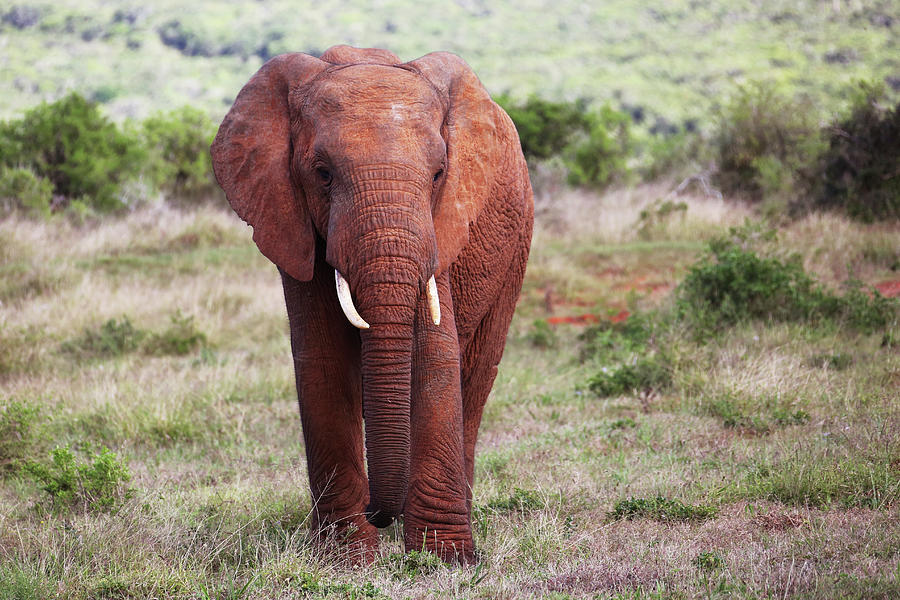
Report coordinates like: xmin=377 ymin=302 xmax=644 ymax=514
xmin=141 ymin=106 xmax=218 ymax=199
xmin=495 ymin=95 xmax=592 ymax=162
xmin=0 ymin=92 xmax=143 ymax=212
xmin=25 ymin=445 xmax=133 ymax=512
xmin=712 ymin=82 xmax=821 ymax=200
xmin=143 ymin=311 xmax=207 ymax=356
xmin=579 ymin=312 xmax=655 ymax=363
xmin=813 ymin=82 xmax=900 ymax=221
xmin=0 ymin=166 xmax=53 ymax=216
xmin=587 ymin=355 xmax=672 ymax=397
xmin=608 ymin=496 xmax=717 ymax=522
xmin=676 ymin=225 xmax=897 ymax=334
xmin=565 ymin=105 xmax=631 ymax=189
xmin=486 ymin=487 xmax=546 ymax=512
xmin=61 ymin=317 xmax=147 ymax=358
xmin=496 ymin=95 xmax=631 ymax=190
xmin=0 ymin=400 xmax=40 ymax=473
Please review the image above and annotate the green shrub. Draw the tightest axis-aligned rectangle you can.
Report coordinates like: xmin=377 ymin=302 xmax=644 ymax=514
xmin=712 ymin=82 xmax=821 ymax=200
xmin=693 ymin=551 xmax=725 ymax=571
xmin=814 ymin=82 xmax=900 ymax=221
xmin=25 ymin=445 xmax=133 ymax=512
xmin=0 ymin=92 xmax=143 ymax=212
xmin=0 ymin=166 xmax=53 ymax=216
xmin=495 ymin=95 xmax=592 ymax=162
xmin=587 ymin=355 xmax=672 ymax=397
xmin=676 ymin=226 xmax=898 ymax=334
xmin=565 ymin=105 xmax=631 ymax=189
xmin=61 ymin=317 xmax=147 ymax=358
xmin=141 ymin=106 xmax=218 ymax=198
xmin=486 ymin=487 xmax=546 ymax=512
xmin=608 ymin=496 xmax=717 ymax=522
xmin=388 ymin=549 xmax=444 ymax=580
xmin=579 ymin=312 xmax=655 ymax=363
xmin=496 ymin=95 xmax=631 ymax=190
xmin=526 ymin=319 xmax=557 ymax=349
xmin=0 ymin=399 xmax=40 ymax=473
xmin=143 ymin=311 xmax=207 ymax=356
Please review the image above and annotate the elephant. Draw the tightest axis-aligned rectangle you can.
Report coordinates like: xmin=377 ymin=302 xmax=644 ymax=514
xmin=210 ymin=45 xmax=533 ymax=563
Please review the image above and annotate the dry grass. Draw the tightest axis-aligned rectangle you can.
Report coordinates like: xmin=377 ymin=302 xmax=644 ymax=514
xmin=1 ymin=185 xmax=899 ymax=599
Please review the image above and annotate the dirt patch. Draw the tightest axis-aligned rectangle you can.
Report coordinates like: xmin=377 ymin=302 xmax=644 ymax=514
xmin=875 ymin=279 xmax=900 ymax=298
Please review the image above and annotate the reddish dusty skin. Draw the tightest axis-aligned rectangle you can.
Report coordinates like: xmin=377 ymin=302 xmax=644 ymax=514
xmin=211 ymin=45 xmax=533 ymax=563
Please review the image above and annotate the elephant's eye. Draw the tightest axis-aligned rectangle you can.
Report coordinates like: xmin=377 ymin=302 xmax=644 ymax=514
xmin=432 ymin=169 xmax=443 ymax=183
xmin=316 ymin=167 xmax=333 ymax=186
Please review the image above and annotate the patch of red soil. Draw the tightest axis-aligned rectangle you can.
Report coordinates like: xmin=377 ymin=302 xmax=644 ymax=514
xmin=875 ymin=279 xmax=900 ymax=298
xmin=546 ymin=310 xmax=630 ymax=326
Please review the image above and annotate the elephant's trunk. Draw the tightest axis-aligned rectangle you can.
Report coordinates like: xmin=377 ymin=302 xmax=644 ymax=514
xmin=328 ymin=175 xmax=438 ymax=528
xmin=358 ymin=273 xmax=417 ymax=527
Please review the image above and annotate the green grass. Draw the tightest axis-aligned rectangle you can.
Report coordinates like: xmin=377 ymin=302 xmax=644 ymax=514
xmin=0 ymin=193 xmax=899 ymax=597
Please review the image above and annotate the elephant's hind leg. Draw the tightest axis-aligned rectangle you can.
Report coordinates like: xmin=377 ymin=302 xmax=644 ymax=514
xmin=459 ymin=244 xmax=530 ymax=507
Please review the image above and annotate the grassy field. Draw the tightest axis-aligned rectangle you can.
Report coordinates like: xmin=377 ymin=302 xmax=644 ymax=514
xmin=1 ymin=184 xmax=898 ymax=599
xmin=2 ymin=0 xmax=898 ymax=127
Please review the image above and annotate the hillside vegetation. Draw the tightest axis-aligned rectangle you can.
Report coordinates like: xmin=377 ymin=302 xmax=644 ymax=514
xmin=1 ymin=0 xmax=898 ymax=126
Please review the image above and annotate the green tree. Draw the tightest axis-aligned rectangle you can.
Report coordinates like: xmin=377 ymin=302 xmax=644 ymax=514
xmin=141 ymin=106 xmax=218 ymax=198
xmin=0 ymin=92 xmax=143 ymax=212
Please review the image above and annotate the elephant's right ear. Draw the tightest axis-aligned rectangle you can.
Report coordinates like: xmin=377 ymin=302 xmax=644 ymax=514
xmin=211 ymin=53 xmax=327 ymax=282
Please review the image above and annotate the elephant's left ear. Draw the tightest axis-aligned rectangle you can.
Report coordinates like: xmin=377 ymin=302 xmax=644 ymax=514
xmin=406 ymin=52 xmax=529 ymax=275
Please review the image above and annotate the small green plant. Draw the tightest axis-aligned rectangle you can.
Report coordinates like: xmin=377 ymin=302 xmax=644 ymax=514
xmin=486 ymin=487 xmax=546 ymax=512
xmin=806 ymin=352 xmax=853 ymax=370
xmin=61 ymin=317 xmax=147 ymax=358
xmin=25 ymin=445 xmax=133 ymax=512
xmin=587 ymin=355 xmax=672 ymax=397
xmin=693 ymin=551 xmax=725 ymax=571
xmin=636 ymin=199 xmax=688 ymax=240
xmin=143 ymin=311 xmax=207 ymax=356
xmin=609 ymin=496 xmax=717 ymax=522
xmin=579 ymin=312 xmax=655 ymax=363
xmin=526 ymin=319 xmax=558 ymax=349
xmin=388 ymin=549 xmax=444 ymax=580
xmin=0 ymin=166 xmax=53 ymax=216
xmin=0 ymin=399 xmax=41 ymax=473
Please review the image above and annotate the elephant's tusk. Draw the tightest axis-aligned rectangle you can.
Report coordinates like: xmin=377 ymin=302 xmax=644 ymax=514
xmin=335 ymin=270 xmax=370 ymax=330
xmin=426 ymin=275 xmax=441 ymax=326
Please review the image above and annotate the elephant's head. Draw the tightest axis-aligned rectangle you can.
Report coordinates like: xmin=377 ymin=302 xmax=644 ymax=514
xmin=211 ymin=46 xmax=519 ymax=526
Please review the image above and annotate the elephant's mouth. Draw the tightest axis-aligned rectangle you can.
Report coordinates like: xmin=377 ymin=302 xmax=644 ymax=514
xmin=334 ymin=269 xmax=441 ymax=329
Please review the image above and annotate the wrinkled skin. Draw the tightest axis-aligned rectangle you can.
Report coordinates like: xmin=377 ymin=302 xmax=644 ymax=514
xmin=211 ymin=45 xmax=533 ymax=563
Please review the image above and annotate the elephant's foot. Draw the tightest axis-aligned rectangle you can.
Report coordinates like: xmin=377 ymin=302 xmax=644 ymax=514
xmin=403 ymin=516 xmax=476 ymax=564
xmin=312 ymin=513 xmax=379 ymax=564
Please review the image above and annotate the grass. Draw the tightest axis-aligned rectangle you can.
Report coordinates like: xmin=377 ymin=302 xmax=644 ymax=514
xmin=0 ymin=187 xmax=898 ymax=597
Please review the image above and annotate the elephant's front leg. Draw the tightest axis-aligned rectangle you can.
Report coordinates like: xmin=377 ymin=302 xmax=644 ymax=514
xmin=406 ymin=271 xmax=473 ymax=563
xmin=280 ymin=266 xmax=377 ymax=560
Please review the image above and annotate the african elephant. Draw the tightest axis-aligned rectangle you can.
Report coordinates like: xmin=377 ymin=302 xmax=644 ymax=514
xmin=210 ymin=45 xmax=533 ymax=563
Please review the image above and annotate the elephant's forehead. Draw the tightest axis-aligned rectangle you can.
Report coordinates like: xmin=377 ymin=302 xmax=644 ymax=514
xmin=307 ymin=65 xmax=441 ymax=117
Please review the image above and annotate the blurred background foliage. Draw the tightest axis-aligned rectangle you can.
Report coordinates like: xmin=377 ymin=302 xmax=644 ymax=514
xmin=0 ymin=0 xmax=897 ymax=219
